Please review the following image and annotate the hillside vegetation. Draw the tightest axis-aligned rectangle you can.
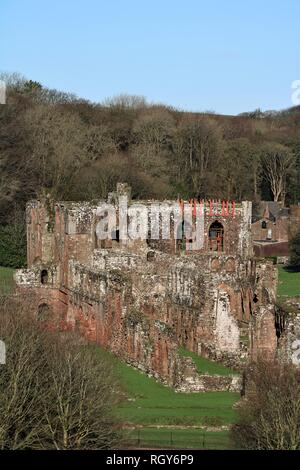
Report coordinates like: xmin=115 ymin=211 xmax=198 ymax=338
xmin=1 ymin=72 xmax=300 ymax=229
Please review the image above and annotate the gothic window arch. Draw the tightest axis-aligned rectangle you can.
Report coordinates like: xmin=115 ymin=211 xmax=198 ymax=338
xmin=209 ymin=221 xmax=224 ymax=252
xmin=261 ymin=220 xmax=267 ymax=229
xmin=37 ymin=303 xmax=50 ymax=321
xmin=41 ymin=269 xmax=48 ymax=284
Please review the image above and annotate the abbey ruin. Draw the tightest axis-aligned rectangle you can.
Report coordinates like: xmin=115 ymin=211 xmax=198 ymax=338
xmin=15 ymin=184 xmax=300 ymax=392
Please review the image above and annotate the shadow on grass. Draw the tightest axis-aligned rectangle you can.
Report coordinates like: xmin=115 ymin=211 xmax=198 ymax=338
xmin=282 ymin=265 xmax=300 ymax=273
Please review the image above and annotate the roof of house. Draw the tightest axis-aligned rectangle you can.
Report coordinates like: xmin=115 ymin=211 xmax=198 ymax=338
xmin=252 ymin=201 xmax=290 ymax=223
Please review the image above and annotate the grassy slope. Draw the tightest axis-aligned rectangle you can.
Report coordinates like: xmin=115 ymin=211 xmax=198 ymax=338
xmin=93 ymin=346 xmax=239 ymax=449
xmin=178 ymin=347 xmax=236 ymax=376
xmin=94 ymin=347 xmax=238 ymax=448
xmin=277 ymin=266 xmax=300 ymax=297
xmin=0 ymin=266 xmax=15 ymax=295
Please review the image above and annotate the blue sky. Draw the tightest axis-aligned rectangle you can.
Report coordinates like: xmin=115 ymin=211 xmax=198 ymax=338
xmin=1 ymin=0 xmax=299 ymax=114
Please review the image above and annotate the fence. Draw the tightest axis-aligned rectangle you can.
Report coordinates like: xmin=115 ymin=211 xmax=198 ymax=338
xmin=123 ymin=429 xmax=230 ymax=450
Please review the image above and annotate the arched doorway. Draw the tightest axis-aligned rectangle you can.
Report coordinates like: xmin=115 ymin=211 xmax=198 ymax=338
xmin=209 ymin=221 xmax=224 ymax=252
xmin=37 ymin=303 xmax=50 ymax=321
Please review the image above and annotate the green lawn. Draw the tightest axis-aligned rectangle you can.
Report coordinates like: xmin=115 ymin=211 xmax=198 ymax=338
xmin=0 ymin=266 xmax=15 ymax=295
xmin=178 ymin=347 xmax=236 ymax=376
xmin=93 ymin=346 xmax=239 ymax=434
xmin=277 ymin=266 xmax=300 ymax=297
xmin=124 ymin=427 xmax=231 ymax=450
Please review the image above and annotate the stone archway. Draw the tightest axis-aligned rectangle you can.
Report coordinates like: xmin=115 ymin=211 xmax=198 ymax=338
xmin=37 ymin=303 xmax=51 ymax=321
xmin=209 ymin=221 xmax=224 ymax=252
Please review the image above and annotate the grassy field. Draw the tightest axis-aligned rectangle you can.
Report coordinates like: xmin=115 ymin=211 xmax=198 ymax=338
xmin=0 ymin=266 xmax=15 ymax=295
xmin=93 ymin=347 xmax=239 ymax=449
xmin=114 ymin=358 xmax=238 ymax=427
xmin=277 ymin=266 xmax=300 ymax=297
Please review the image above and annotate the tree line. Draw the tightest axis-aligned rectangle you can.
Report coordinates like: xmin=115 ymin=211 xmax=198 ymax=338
xmin=1 ymin=72 xmax=300 ymax=267
xmin=1 ymin=72 xmax=300 ymax=225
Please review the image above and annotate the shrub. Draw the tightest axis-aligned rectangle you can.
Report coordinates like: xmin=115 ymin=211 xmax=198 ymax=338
xmin=289 ymin=231 xmax=300 ymax=268
xmin=230 ymin=361 xmax=300 ymax=450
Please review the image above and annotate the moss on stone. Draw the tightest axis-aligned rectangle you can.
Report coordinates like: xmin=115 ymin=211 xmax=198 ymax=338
xmin=125 ymin=309 xmax=145 ymax=327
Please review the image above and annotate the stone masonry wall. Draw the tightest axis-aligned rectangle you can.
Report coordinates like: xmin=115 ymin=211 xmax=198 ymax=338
xmin=16 ymin=188 xmax=279 ymax=391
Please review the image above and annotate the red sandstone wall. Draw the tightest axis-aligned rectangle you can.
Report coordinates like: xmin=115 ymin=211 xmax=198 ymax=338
xmin=253 ymin=242 xmax=289 ymax=257
xmin=17 ymin=194 xmax=279 ymax=387
xmin=252 ymin=218 xmax=289 ymax=243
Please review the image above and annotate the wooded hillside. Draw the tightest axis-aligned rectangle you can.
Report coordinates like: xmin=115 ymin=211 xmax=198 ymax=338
xmin=1 ymin=73 xmax=300 ymax=227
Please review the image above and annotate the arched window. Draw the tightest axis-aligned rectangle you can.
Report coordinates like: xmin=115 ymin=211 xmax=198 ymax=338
xmin=209 ymin=221 xmax=224 ymax=252
xmin=211 ymin=258 xmax=220 ymax=271
xmin=225 ymin=258 xmax=235 ymax=272
xmin=147 ymin=251 xmax=155 ymax=261
xmin=37 ymin=303 xmax=50 ymax=321
xmin=41 ymin=269 xmax=48 ymax=284
xmin=261 ymin=221 xmax=267 ymax=229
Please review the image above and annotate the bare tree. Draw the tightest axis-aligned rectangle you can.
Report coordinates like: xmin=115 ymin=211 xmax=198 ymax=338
xmin=0 ymin=296 xmax=121 ymax=449
xmin=103 ymin=94 xmax=148 ymax=110
xmin=24 ymin=105 xmax=103 ymax=198
xmin=0 ymin=297 xmax=50 ymax=449
xmin=132 ymin=108 xmax=174 ymax=180
xmin=261 ymin=142 xmax=295 ymax=204
xmin=44 ymin=337 xmax=119 ymax=449
xmin=172 ymin=116 xmax=224 ymax=197
xmin=231 ymin=361 xmax=300 ymax=450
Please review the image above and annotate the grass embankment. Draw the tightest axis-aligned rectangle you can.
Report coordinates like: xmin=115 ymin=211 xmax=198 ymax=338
xmin=277 ymin=266 xmax=300 ymax=298
xmin=93 ymin=347 xmax=239 ymax=449
xmin=178 ymin=347 xmax=236 ymax=376
xmin=0 ymin=266 xmax=15 ymax=295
